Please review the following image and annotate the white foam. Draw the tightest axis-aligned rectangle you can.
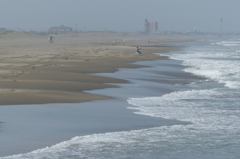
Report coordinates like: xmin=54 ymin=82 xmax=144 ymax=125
xmin=126 ymin=87 xmax=240 ymax=157
xmin=212 ymin=40 xmax=240 ymax=47
xmin=128 ymin=87 xmax=240 ymax=133
xmin=170 ymin=43 xmax=240 ymax=89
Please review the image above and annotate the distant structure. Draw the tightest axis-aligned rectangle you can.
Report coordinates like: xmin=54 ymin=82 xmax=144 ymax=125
xmin=48 ymin=25 xmax=73 ymax=34
xmin=0 ymin=28 xmax=6 ymax=31
xmin=193 ymin=28 xmax=201 ymax=33
xmin=144 ymin=19 xmax=158 ymax=33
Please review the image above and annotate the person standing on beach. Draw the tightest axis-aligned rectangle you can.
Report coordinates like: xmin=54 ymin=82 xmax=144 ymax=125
xmin=49 ymin=36 xmax=54 ymax=44
xmin=136 ymin=46 xmax=142 ymax=54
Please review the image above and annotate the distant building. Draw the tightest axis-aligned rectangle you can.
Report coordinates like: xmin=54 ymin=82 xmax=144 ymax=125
xmin=0 ymin=28 xmax=6 ymax=31
xmin=48 ymin=25 xmax=73 ymax=34
xmin=144 ymin=19 xmax=158 ymax=33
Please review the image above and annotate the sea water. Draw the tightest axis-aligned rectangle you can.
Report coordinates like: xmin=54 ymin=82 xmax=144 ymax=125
xmin=3 ymin=38 xmax=240 ymax=159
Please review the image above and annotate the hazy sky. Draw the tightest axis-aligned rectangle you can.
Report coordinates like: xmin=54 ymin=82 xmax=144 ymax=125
xmin=1 ymin=0 xmax=240 ymax=33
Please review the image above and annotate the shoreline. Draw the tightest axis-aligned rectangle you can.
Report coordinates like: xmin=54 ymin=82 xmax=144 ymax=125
xmin=0 ymin=33 xmax=216 ymax=157
xmin=0 ymin=31 xmax=218 ymax=106
xmin=0 ymin=57 xmax=200 ymax=157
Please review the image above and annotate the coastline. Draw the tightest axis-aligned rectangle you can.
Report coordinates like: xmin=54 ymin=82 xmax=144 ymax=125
xmin=0 ymin=31 xmax=216 ymax=106
xmin=0 ymin=57 xmax=202 ymax=157
xmin=0 ymin=32 xmax=218 ymax=157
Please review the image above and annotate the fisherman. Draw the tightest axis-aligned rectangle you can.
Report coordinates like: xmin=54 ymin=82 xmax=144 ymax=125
xmin=136 ymin=46 xmax=142 ymax=54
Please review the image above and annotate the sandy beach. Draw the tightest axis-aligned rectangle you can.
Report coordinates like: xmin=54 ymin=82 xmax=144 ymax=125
xmin=0 ymin=31 xmax=217 ymax=106
xmin=0 ymin=31 xmax=219 ymax=157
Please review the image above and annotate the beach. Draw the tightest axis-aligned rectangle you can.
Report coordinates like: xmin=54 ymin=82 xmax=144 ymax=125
xmin=0 ymin=31 xmax=214 ymax=105
xmin=0 ymin=32 xmax=220 ymax=157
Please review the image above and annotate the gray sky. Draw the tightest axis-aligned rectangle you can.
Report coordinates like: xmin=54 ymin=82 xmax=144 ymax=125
xmin=1 ymin=0 xmax=240 ymax=33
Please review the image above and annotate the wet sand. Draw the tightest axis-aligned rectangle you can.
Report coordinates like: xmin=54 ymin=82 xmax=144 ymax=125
xmin=0 ymin=31 xmax=215 ymax=105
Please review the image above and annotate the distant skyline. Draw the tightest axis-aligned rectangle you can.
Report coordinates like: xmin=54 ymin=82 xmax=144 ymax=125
xmin=1 ymin=0 xmax=240 ymax=33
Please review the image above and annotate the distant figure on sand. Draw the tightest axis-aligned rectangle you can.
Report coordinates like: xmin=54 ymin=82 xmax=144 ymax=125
xmin=136 ymin=47 xmax=142 ymax=54
xmin=48 ymin=36 xmax=54 ymax=44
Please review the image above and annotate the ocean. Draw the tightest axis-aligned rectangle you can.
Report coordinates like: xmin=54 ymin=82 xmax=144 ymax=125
xmin=3 ymin=38 xmax=240 ymax=159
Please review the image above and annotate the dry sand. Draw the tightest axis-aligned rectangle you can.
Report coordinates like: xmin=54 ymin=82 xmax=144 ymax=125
xmin=0 ymin=31 xmax=217 ymax=105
